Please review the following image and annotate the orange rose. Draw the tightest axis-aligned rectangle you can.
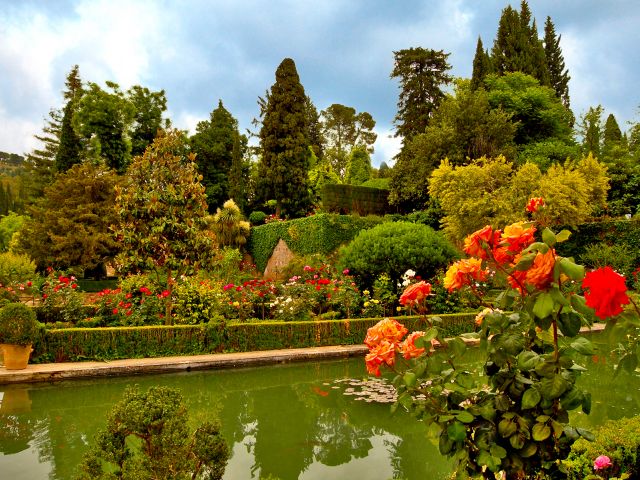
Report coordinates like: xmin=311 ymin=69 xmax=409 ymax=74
xmin=364 ymin=317 xmax=408 ymax=347
xmin=501 ymin=221 xmax=536 ymax=254
xmin=509 ymin=249 xmax=556 ymax=293
xmin=463 ymin=226 xmax=501 ymax=259
xmin=444 ymin=258 xmax=489 ymax=292
xmin=365 ymin=339 xmax=397 ymax=376
xmin=399 ymin=281 xmax=432 ymax=307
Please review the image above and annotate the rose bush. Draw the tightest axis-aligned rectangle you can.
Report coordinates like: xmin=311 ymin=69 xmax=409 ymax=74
xmin=364 ymin=199 xmax=640 ymax=479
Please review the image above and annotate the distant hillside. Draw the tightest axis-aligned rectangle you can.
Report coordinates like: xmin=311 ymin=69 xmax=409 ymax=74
xmin=0 ymin=151 xmax=24 ymax=166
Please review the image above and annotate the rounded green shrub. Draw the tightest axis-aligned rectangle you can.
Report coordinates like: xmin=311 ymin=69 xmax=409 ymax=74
xmin=338 ymin=221 xmax=459 ymax=290
xmin=0 ymin=302 xmax=40 ymax=345
xmin=0 ymin=251 xmax=36 ymax=285
xmin=249 ymin=211 xmax=267 ymax=226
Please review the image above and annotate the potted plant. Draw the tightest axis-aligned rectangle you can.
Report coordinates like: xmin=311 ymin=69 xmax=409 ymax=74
xmin=0 ymin=302 xmax=40 ymax=370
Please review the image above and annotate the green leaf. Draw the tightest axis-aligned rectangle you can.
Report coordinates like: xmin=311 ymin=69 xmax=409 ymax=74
xmin=498 ymin=418 xmax=517 ymax=438
xmin=447 ymin=421 xmax=467 ymax=442
xmin=559 ymin=258 xmax=585 ymax=282
xmin=456 ymin=410 xmax=475 ymax=424
xmin=520 ymin=442 xmax=538 ymax=458
xmin=570 ymin=337 xmax=595 ymax=355
xmin=509 ymin=432 xmax=526 ymax=449
xmin=555 ymin=229 xmax=572 ymax=243
xmin=618 ymin=353 xmax=639 ymax=373
xmin=560 ymin=387 xmax=584 ymax=411
xmin=490 ymin=444 xmax=507 ymax=459
xmin=540 ymin=374 xmax=568 ymax=399
xmin=558 ymin=312 xmax=582 ymax=337
xmin=403 ymin=372 xmax=417 ymax=388
xmin=533 ymin=293 xmax=554 ymax=319
xmin=447 ymin=337 xmax=467 ymax=357
xmin=576 ymin=427 xmax=595 ymax=442
xmin=570 ymin=294 xmax=594 ymax=318
xmin=541 ymin=228 xmax=556 ymax=247
xmin=513 ymin=253 xmax=536 ymax=271
xmin=532 ymin=423 xmax=551 ymax=441
xmin=517 ymin=351 xmax=540 ymax=371
xmin=521 ymin=388 xmax=541 ymax=409
xmin=439 ymin=433 xmax=454 ymax=455
xmin=423 ymin=327 xmax=438 ymax=342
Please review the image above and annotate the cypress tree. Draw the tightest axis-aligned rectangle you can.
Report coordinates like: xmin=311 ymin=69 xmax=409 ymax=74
xmin=544 ymin=16 xmax=571 ymax=108
xmin=305 ymin=95 xmax=324 ymax=161
xmin=257 ymin=58 xmax=312 ymax=217
xmin=471 ymin=37 xmax=492 ymax=90
xmin=603 ymin=113 xmax=623 ymax=152
xmin=227 ymin=131 xmax=247 ymax=213
xmin=55 ymin=65 xmax=84 ymax=173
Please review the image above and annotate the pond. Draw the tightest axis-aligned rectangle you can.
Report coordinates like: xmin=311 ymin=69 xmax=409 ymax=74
xmin=1 ymin=337 xmax=639 ymax=480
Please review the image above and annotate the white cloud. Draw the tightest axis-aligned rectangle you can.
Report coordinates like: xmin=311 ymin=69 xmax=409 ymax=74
xmin=372 ymin=127 xmax=401 ymax=168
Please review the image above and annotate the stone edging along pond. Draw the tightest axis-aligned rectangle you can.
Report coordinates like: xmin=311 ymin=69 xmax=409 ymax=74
xmin=0 ymin=323 xmax=605 ymax=385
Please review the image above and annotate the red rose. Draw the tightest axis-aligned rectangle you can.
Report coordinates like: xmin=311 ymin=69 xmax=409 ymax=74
xmin=582 ymin=266 xmax=630 ymax=319
xmin=399 ymin=281 xmax=432 ymax=307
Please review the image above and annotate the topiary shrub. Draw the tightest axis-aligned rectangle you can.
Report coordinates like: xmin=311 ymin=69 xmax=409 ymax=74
xmin=566 ymin=416 xmax=640 ymax=479
xmin=338 ymin=221 xmax=459 ymax=292
xmin=0 ymin=302 xmax=40 ymax=345
xmin=249 ymin=211 xmax=267 ymax=226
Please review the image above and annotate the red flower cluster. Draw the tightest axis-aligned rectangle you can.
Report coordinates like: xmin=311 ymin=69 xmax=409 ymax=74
xmin=462 ymin=222 xmax=536 ymax=267
xmin=444 ymin=258 xmax=489 ymax=292
xmin=582 ymin=266 xmax=630 ymax=319
xmin=526 ymin=197 xmax=545 ymax=213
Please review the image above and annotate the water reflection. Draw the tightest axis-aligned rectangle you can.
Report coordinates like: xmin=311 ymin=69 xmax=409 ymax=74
xmin=1 ymin=344 xmax=639 ymax=480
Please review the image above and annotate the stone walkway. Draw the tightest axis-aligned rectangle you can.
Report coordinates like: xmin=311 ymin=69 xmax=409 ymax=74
xmin=0 ymin=345 xmax=369 ymax=385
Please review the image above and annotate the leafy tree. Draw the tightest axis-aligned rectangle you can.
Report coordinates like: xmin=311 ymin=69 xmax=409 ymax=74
xmin=190 ymin=100 xmax=244 ymax=211
xmin=257 ymin=58 xmax=312 ymax=217
xmin=76 ymin=386 xmax=228 ymax=480
xmin=344 ymin=146 xmax=372 ymax=185
xmin=127 ymin=85 xmax=168 ymax=156
xmin=491 ymin=1 xmax=549 ymax=85
xmin=338 ymin=221 xmax=458 ymax=292
xmin=543 ymin=16 xmax=570 ymax=108
xmin=0 ymin=212 xmax=28 ymax=252
xmin=309 ymin=160 xmax=340 ymax=204
xmin=517 ymin=139 xmax=581 ymax=171
xmin=212 ymin=199 xmax=250 ymax=248
xmin=389 ymin=80 xmax=516 ymax=209
xmin=54 ymin=65 xmax=84 ymax=173
xmin=485 ymin=72 xmax=573 ymax=145
xmin=74 ymin=81 xmax=136 ymax=173
xmin=320 ymin=103 xmax=377 ymax=179
xmin=391 ymin=47 xmax=452 ymax=144
xmin=114 ymin=129 xmax=216 ymax=322
xmin=470 ymin=37 xmax=492 ymax=91
xmin=577 ymin=105 xmax=604 ymax=157
xmin=18 ymin=162 xmax=120 ymax=273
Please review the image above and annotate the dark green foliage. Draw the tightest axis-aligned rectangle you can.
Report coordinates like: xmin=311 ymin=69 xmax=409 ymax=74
xmin=257 ymin=58 xmax=312 ymax=217
xmin=54 ymin=65 xmax=83 ymax=173
xmin=603 ymin=113 xmax=623 ymax=151
xmin=578 ymin=105 xmax=604 ymax=157
xmin=74 ymin=81 xmax=136 ymax=173
xmin=75 ymin=385 xmax=229 ymax=480
xmin=23 ymin=107 xmax=61 ymax=201
xmin=247 ymin=213 xmax=385 ymax=272
xmin=338 ymin=221 xmax=459 ymax=291
xmin=470 ymin=36 xmax=492 ymax=91
xmin=360 ymin=178 xmax=390 ymax=190
xmin=566 ymin=416 xmax=640 ymax=479
xmin=321 ymin=184 xmax=391 ymax=216
xmin=19 ymin=162 xmax=121 ymax=272
xmin=248 ymin=211 xmax=267 ymax=226
xmin=227 ymin=131 xmax=248 ymax=213
xmin=544 ymin=16 xmax=571 ymax=108
xmin=491 ymin=1 xmax=550 ymax=86
xmin=554 ymin=219 xmax=640 ymax=273
xmin=344 ymin=147 xmax=372 ymax=185
xmin=517 ymin=139 xmax=581 ymax=171
xmin=127 ymin=85 xmax=168 ymax=156
xmin=391 ymin=47 xmax=452 ymax=144
xmin=485 ymin=72 xmax=573 ymax=145
xmin=190 ymin=100 xmax=243 ymax=211
xmin=30 ymin=313 xmax=477 ymax=363
xmin=305 ymin=95 xmax=324 ymax=161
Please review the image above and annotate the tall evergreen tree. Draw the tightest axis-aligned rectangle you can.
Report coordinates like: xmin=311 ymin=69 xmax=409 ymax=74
xmin=391 ymin=47 xmax=452 ymax=145
xmin=127 ymin=85 xmax=168 ymax=156
xmin=603 ymin=113 xmax=624 ymax=153
xmin=257 ymin=58 xmax=312 ymax=217
xmin=54 ymin=66 xmax=84 ymax=173
xmin=345 ymin=147 xmax=372 ymax=185
xmin=578 ymin=105 xmax=604 ymax=158
xmin=227 ymin=131 xmax=247 ymax=213
xmin=491 ymin=1 xmax=550 ymax=85
xmin=543 ymin=16 xmax=571 ymax=108
xmin=470 ymin=37 xmax=492 ymax=90
xmin=305 ymin=96 xmax=324 ymax=162
xmin=22 ymin=108 xmax=61 ymax=199
xmin=190 ymin=100 xmax=241 ymax=211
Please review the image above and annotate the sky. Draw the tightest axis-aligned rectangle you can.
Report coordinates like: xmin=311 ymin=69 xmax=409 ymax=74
xmin=1 ymin=0 xmax=639 ymax=167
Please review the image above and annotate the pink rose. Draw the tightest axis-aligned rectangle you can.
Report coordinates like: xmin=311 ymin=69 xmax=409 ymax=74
xmin=594 ymin=455 xmax=612 ymax=470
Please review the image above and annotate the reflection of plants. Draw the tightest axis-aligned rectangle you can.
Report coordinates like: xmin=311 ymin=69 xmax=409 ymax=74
xmin=76 ymin=385 xmax=228 ymax=480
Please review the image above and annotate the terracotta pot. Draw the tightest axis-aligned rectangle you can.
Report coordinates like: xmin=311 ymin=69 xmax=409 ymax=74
xmin=2 ymin=344 xmax=33 ymax=370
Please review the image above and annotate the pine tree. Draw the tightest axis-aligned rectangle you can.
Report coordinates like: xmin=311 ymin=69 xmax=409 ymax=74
xmin=544 ymin=16 xmax=571 ymax=108
xmin=578 ymin=105 xmax=604 ymax=158
xmin=491 ymin=1 xmax=550 ymax=85
xmin=305 ymin=96 xmax=324 ymax=161
xmin=391 ymin=47 xmax=452 ymax=144
xmin=227 ymin=131 xmax=247 ymax=213
xmin=190 ymin=100 xmax=239 ymax=211
xmin=471 ymin=37 xmax=492 ymax=90
xmin=22 ymin=108 xmax=61 ymax=200
xmin=257 ymin=58 xmax=312 ymax=217
xmin=603 ymin=113 xmax=623 ymax=152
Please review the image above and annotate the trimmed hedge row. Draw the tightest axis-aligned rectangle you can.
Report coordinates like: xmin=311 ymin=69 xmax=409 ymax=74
xmin=247 ymin=213 xmax=385 ymax=272
xmin=321 ymin=183 xmax=392 ymax=216
xmin=31 ymin=313 xmax=477 ymax=363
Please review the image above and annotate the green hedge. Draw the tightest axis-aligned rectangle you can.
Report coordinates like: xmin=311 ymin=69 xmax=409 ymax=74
xmin=556 ymin=218 xmax=640 ymax=260
xmin=321 ymin=183 xmax=392 ymax=216
xmin=31 ymin=313 xmax=477 ymax=363
xmin=247 ymin=213 xmax=385 ymax=272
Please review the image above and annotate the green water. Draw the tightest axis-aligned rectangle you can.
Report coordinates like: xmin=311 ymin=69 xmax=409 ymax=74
xmin=1 ymin=339 xmax=640 ymax=480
